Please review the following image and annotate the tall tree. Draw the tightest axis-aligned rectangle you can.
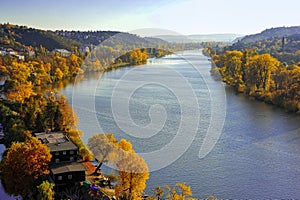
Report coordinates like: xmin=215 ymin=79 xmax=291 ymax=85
xmin=245 ymin=54 xmax=280 ymax=93
xmin=88 ymin=133 xmax=149 ymax=199
xmin=115 ymin=152 xmax=149 ymax=200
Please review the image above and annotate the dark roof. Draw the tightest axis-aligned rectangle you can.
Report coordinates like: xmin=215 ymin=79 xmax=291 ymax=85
xmin=35 ymin=132 xmax=78 ymax=152
xmin=50 ymin=162 xmax=86 ymax=175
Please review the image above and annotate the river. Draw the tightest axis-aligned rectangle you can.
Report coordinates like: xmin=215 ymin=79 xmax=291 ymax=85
xmin=61 ymin=50 xmax=300 ymax=199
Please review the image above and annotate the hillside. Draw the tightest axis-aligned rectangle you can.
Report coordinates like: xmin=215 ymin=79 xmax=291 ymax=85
xmin=0 ymin=23 xmax=168 ymax=53
xmin=55 ymin=30 xmax=120 ymax=46
xmin=227 ymin=26 xmax=300 ymax=63
xmin=0 ymin=23 xmax=81 ymax=51
xmin=58 ymin=30 xmax=168 ymax=49
xmin=238 ymin=26 xmax=300 ymax=44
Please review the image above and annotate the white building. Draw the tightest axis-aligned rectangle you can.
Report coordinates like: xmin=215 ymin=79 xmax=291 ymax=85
xmin=52 ymin=49 xmax=72 ymax=57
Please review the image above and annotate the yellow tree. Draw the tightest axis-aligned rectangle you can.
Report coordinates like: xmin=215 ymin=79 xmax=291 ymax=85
xmin=88 ymin=134 xmax=149 ymax=199
xmin=88 ymin=133 xmax=119 ymax=165
xmin=115 ymin=151 xmax=149 ymax=200
xmin=37 ymin=180 xmax=55 ymax=200
xmin=0 ymin=137 xmax=52 ymax=197
xmin=245 ymin=54 xmax=280 ymax=93
xmin=223 ymin=50 xmax=243 ymax=86
xmin=164 ymin=182 xmax=196 ymax=200
xmin=56 ymin=94 xmax=79 ymax=131
xmin=4 ymin=62 xmax=34 ymax=111
xmin=154 ymin=186 xmax=164 ymax=200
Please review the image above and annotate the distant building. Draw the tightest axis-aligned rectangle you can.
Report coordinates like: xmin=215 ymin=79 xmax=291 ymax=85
xmin=0 ymin=50 xmax=7 ymax=56
xmin=15 ymin=55 xmax=25 ymax=61
xmin=27 ymin=49 xmax=35 ymax=57
xmin=52 ymin=49 xmax=72 ymax=57
xmin=80 ymin=45 xmax=90 ymax=53
xmin=35 ymin=132 xmax=86 ymax=187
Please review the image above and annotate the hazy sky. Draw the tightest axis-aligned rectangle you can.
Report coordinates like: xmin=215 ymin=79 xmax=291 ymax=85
xmin=0 ymin=0 xmax=299 ymax=35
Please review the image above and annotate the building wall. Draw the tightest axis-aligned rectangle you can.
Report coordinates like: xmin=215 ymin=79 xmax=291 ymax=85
xmin=50 ymin=149 xmax=79 ymax=163
xmin=52 ymin=171 xmax=86 ymax=185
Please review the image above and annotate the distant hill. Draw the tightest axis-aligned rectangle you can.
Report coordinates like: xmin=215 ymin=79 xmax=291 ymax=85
xmin=154 ymin=34 xmax=243 ymax=43
xmin=56 ymin=31 xmax=170 ymax=51
xmin=188 ymin=34 xmax=244 ymax=43
xmin=0 ymin=23 xmax=81 ymax=51
xmin=238 ymin=26 xmax=300 ymax=44
xmin=227 ymin=25 xmax=300 ymax=63
xmin=144 ymin=37 xmax=169 ymax=45
xmin=0 ymin=23 xmax=169 ymax=53
xmin=55 ymin=30 xmax=120 ymax=46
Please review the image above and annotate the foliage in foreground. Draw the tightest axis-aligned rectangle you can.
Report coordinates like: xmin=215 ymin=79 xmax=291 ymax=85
xmin=0 ymin=137 xmax=52 ymax=197
xmin=88 ymin=133 xmax=149 ymax=200
xmin=37 ymin=180 xmax=55 ymax=200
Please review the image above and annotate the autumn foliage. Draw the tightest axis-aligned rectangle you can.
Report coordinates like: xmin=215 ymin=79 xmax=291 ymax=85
xmin=88 ymin=133 xmax=149 ymax=200
xmin=210 ymin=49 xmax=300 ymax=112
xmin=0 ymin=137 xmax=52 ymax=197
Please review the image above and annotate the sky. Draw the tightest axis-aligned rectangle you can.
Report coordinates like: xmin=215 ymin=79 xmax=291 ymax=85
xmin=0 ymin=0 xmax=300 ymax=35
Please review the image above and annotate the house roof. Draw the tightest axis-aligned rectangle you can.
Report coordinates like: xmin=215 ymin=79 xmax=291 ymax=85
xmin=47 ymin=141 xmax=78 ymax=152
xmin=35 ymin=132 xmax=78 ymax=152
xmin=52 ymin=49 xmax=71 ymax=53
xmin=50 ymin=162 xmax=86 ymax=175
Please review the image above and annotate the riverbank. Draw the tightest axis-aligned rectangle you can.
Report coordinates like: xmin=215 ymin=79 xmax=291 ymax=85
xmin=61 ymin=50 xmax=300 ymax=198
xmin=205 ymin=48 xmax=300 ymax=114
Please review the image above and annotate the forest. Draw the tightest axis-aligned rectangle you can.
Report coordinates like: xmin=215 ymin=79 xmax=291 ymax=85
xmin=204 ymin=26 xmax=300 ymax=113
xmin=206 ymin=48 xmax=300 ymax=112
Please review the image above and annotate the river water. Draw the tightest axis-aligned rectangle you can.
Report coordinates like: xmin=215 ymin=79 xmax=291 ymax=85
xmin=61 ymin=50 xmax=300 ymax=199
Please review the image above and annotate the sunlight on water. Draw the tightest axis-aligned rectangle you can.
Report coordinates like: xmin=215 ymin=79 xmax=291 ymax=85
xmin=62 ymin=50 xmax=300 ymax=199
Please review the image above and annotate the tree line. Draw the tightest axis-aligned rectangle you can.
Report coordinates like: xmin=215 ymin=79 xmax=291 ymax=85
xmin=0 ymin=50 xmax=93 ymax=198
xmin=205 ymin=47 xmax=300 ymax=112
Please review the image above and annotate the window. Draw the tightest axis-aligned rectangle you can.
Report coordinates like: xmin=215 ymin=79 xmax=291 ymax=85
xmin=70 ymin=157 xmax=74 ymax=162
xmin=58 ymin=176 xmax=62 ymax=181
xmin=55 ymin=151 xmax=59 ymax=156
xmin=63 ymin=151 xmax=67 ymax=155
xmin=55 ymin=159 xmax=60 ymax=163
xmin=68 ymin=175 xmax=72 ymax=180
xmin=70 ymin=150 xmax=74 ymax=155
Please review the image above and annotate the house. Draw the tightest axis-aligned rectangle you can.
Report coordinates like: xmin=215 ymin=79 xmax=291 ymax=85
xmin=49 ymin=162 xmax=86 ymax=187
xmin=35 ymin=132 xmax=86 ymax=187
xmin=15 ymin=55 xmax=25 ymax=61
xmin=35 ymin=132 xmax=79 ymax=163
xmin=52 ymin=49 xmax=72 ymax=57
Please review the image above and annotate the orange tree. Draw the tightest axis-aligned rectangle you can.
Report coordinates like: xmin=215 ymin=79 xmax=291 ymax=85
xmin=0 ymin=137 xmax=52 ymax=197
